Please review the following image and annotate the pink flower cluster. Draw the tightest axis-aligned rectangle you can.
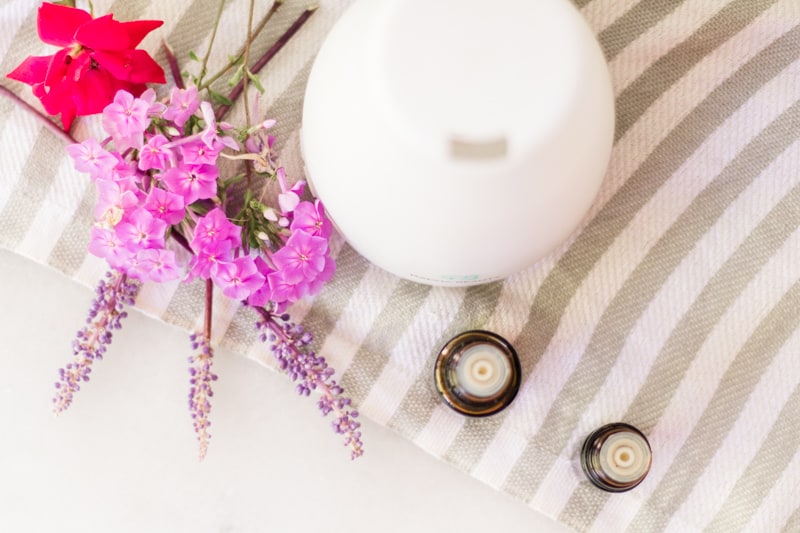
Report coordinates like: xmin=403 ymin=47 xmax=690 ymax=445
xmin=67 ymin=87 xmax=336 ymax=309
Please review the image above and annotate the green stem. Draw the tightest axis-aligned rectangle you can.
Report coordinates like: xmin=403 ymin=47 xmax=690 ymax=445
xmin=200 ymin=0 xmax=283 ymax=91
xmin=197 ymin=0 xmax=227 ymax=87
xmin=242 ymin=0 xmax=255 ymax=128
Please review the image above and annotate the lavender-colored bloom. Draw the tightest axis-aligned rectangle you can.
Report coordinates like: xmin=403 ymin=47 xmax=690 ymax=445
xmin=138 ymin=134 xmax=173 ymax=171
xmin=164 ymin=86 xmax=200 ymax=128
xmin=188 ymin=332 xmax=217 ymax=460
xmin=53 ymin=270 xmax=139 ymax=414
xmin=255 ymin=309 xmax=364 ymax=459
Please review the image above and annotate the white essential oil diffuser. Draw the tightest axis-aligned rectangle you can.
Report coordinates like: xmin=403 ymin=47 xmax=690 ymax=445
xmin=301 ymin=0 xmax=614 ymax=287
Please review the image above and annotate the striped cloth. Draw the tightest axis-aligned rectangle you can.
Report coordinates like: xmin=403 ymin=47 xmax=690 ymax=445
xmin=2 ymin=0 xmax=800 ymax=531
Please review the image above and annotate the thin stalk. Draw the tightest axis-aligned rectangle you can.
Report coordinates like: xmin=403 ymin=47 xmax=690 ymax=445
xmin=197 ymin=0 xmax=227 ymax=87
xmin=200 ymin=0 xmax=284 ymax=90
xmin=242 ymin=0 xmax=256 ymax=128
xmin=162 ymin=40 xmax=185 ymax=89
xmin=0 ymin=85 xmax=77 ymax=145
xmin=204 ymin=279 xmax=213 ymax=341
xmin=215 ymin=6 xmax=318 ymax=121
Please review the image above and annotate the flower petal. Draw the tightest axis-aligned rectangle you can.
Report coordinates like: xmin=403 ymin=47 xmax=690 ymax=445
xmin=6 ymin=55 xmax=52 ymax=86
xmin=74 ymin=14 xmax=130 ymax=51
xmin=118 ymin=19 xmax=163 ymax=48
xmin=37 ymin=3 xmax=91 ymax=47
xmin=91 ymin=49 xmax=165 ymax=84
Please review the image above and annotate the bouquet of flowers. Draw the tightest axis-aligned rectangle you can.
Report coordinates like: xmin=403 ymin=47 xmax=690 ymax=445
xmin=4 ymin=0 xmax=363 ymax=460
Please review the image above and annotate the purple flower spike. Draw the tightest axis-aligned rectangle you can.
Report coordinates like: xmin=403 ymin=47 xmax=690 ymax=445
xmin=256 ymin=309 xmax=364 ymax=460
xmin=53 ymin=270 xmax=139 ymax=414
xmin=188 ymin=332 xmax=217 ymax=460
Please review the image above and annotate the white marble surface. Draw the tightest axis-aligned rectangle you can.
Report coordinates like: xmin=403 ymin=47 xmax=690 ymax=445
xmin=0 ymin=249 xmax=572 ymax=533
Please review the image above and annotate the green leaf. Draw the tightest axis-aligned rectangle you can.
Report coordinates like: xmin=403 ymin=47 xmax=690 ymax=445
xmin=246 ymin=70 xmax=265 ymax=94
xmin=188 ymin=50 xmax=199 ymax=62
xmin=208 ymin=89 xmax=234 ymax=106
xmin=54 ymin=0 xmax=77 ymax=6
xmin=228 ymin=64 xmax=245 ymax=87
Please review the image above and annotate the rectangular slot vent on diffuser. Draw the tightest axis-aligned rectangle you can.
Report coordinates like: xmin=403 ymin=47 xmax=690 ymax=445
xmin=450 ymin=137 xmax=508 ymax=159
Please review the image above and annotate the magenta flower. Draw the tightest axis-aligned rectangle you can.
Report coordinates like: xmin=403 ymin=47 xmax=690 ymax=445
xmin=102 ymin=90 xmax=151 ymax=151
xmin=139 ymin=248 xmax=180 ymax=282
xmin=267 ymin=269 xmax=308 ymax=304
xmin=144 ymin=187 xmax=185 ymax=225
xmin=66 ymin=139 xmax=117 ymax=178
xmin=88 ymin=226 xmax=131 ymax=268
xmin=160 ymin=163 xmax=218 ymax=204
xmin=186 ymin=247 xmax=232 ymax=281
xmin=180 ymin=138 xmax=222 ymax=166
xmin=199 ymin=101 xmax=239 ymax=150
xmin=246 ymin=257 xmax=275 ymax=307
xmin=115 ymin=208 xmax=167 ymax=250
xmin=290 ymin=200 xmax=333 ymax=239
xmin=94 ymin=179 xmax=139 ymax=223
xmin=138 ymin=134 xmax=173 ymax=171
xmin=164 ymin=86 xmax=199 ymax=128
xmin=191 ymin=207 xmax=241 ymax=251
xmin=272 ymin=230 xmax=328 ymax=283
xmin=276 ymin=168 xmax=305 ymax=214
xmin=306 ymin=254 xmax=336 ymax=295
xmin=213 ymin=256 xmax=266 ymax=300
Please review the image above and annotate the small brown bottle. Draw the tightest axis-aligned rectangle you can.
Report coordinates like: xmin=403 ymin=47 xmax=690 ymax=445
xmin=434 ymin=330 xmax=521 ymax=417
xmin=581 ymin=423 xmax=652 ymax=492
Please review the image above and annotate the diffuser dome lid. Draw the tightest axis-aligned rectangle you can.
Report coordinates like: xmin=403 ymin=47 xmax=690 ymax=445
xmin=302 ymin=0 xmax=615 ymax=286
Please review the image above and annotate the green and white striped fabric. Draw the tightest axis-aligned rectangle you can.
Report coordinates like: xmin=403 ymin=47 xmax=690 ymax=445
xmin=2 ymin=0 xmax=800 ymax=531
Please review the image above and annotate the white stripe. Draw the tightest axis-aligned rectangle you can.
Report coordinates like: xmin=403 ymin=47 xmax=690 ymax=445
xmin=318 ymin=264 xmax=400 ymax=374
xmin=531 ymin=135 xmax=800 ymax=517
xmin=414 ymin=405 xmax=465 ymax=458
xmin=588 ymin=225 xmax=800 ymax=532
xmin=0 ymin=0 xmax=34 ymax=62
xmin=360 ymin=286 xmax=464 ymax=425
xmin=471 ymin=428 xmax=531 ymax=490
xmin=664 ymin=328 xmax=800 ymax=531
xmin=581 ymin=0 xmax=643 ymax=35
xmin=0 ymin=107 xmax=41 ymax=214
xmin=743 ymin=447 xmax=800 ymax=533
xmin=609 ymin=0 xmax=730 ymax=95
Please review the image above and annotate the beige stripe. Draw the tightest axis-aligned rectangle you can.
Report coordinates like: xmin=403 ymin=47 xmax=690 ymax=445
xmin=451 ymin=22 xmax=800 ymax=487
xmin=614 ymin=0 xmax=779 ymax=141
xmin=162 ymin=280 xmax=207 ymax=331
xmin=627 ymin=279 xmax=800 ymax=531
xmin=339 ymin=280 xmax=432 ymax=404
xmin=265 ymin=58 xmax=315 ymax=154
xmin=0 ymin=131 xmax=68 ymax=248
xmin=782 ymin=506 xmax=800 ymax=533
xmin=597 ymin=0 xmax=686 ymax=60
xmin=386 ymin=282 xmax=504 ymax=437
xmin=705 ymin=385 xmax=800 ymax=532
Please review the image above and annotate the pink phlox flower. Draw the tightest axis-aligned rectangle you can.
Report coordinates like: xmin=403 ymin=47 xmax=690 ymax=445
xmin=66 ymin=138 xmax=117 ymax=178
xmin=102 ymin=89 xmax=151 ymax=151
xmin=276 ymin=168 xmax=305 ymax=214
xmin=139 ymin=248 xmax=180 ymax=282
xmin=115 ymin=208 xmax=167 ymax=250
xmin=123 ymin=251 xmax=149 ymax=280
xmin=160 ymin=163 xmax=218 ymax=204
xmin=108 ymin=152 xmax=140 ymax=185
xmin=180 ymin=138 xmax=222 ymax=166
xmin=94 ymin=179 xmax=139 ymax=224
xmin=245 ymin=256 xmax=274 ymax=307
xmin=144 ymin=187 xmax=185 ymax=225
xmin=290 ymin=200 xmax=333 ymax=239
xmin=305 ymin=254 xmax=336 ymax=296
xmin=88 ymin=226 xmax=131 ymax=268
xmin=163 ymin=86 xmax=199 ymax=128
xmin=271 ymin=230 xmax=327 ymax=284
xmin=212 ymin=256 xmax=266 ymax=300
xmin=199 ymin=101 xmax=239 ymax=150
xmin=138 ymin=134 xmax=173 ymax=171
xmin=266 ymin=269 xmax=309 ymax=305
xmin=190 ymin=207 xmax=241 ymax=252
xmin=185 ymin=246 xmax=233 ymax=282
